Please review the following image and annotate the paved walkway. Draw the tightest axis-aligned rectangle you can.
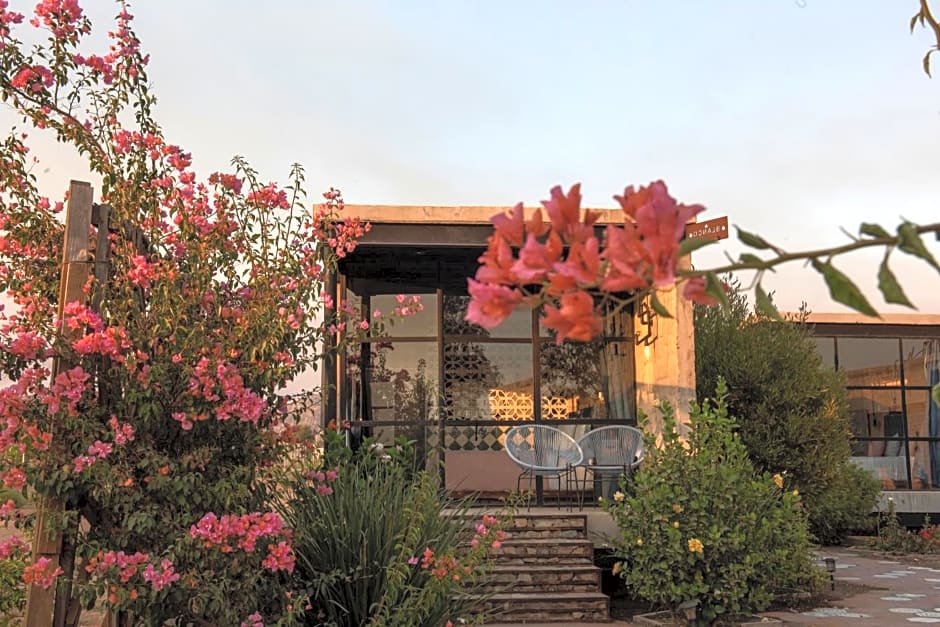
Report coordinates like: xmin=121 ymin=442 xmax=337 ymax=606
xmin=488 ymin=547 xmax=940 ymax=625
xmin=761 ymin=547 xmax=940 ymax=626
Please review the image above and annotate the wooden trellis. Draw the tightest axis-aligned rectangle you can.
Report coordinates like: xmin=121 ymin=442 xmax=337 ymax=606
xmin=24 ymin=180 xmax=147 ymax=627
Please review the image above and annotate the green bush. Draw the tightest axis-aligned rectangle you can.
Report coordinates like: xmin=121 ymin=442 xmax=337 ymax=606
xmin=276 ymin=429 xmax=506 ymax=626
xmin=810 ymin=462 xmax=880 ymax=545
xmin=602 ymin=382 xmax=824 ymax=624
xmin=695 ymin=284 xmax=879 ymax=543
xmin=0 ymin=531 xmax=30 ymax=626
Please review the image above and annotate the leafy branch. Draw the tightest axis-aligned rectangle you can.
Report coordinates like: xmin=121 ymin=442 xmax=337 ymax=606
xmin=912 ymin=0 xmax=940 ymax=75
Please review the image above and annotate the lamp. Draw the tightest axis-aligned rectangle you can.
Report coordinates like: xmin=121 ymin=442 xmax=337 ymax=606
xmin=635 ymin=300 xmax=658 ymax=346
xmin=678 ymin=599 xmax=698 ymax=625
xmin=824 ymin=557 xmax=837 ymax=591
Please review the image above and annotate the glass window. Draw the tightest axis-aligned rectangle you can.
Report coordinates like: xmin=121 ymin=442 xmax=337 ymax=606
xmin=837 ymin=338 xmax=902 ymax=386
xmin=443 ymin=294 xmax=532 ymax=338
xmin=366 ymin=342 xmax=439 ymax=421
xmin=371 ymin=293 xmax=437 ymax=337
xmin=902 ymin=338 xmax=938 ymax=387
xmin=814 ymin=337 xmax=835 ymax=370
xmin=442 ymin=342 xmax=533 ymax=421
xmin=847 ymin=388 xmax=904 ymax=440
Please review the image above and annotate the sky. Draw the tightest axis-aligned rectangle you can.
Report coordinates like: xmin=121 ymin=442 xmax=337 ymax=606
xmin=3 ymin=0 xmax=939 ymax=315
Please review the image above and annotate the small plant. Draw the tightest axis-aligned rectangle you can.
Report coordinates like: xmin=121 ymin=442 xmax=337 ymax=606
xmin=602 ymin=380 xmax=824 ymax=625
xmin=870 ymin=500 xmax=940 ymax=554
xmin=274 ymin=428 xmax=508 ymax=626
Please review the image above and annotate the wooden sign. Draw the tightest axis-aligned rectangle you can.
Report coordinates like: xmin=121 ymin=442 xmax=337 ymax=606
xmin=685 ymin=216 xmax=729 ymax=241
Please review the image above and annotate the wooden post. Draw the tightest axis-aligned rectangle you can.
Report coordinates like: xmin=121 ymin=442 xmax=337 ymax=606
xmin=24 ymin=181 xmax=94 ymax=627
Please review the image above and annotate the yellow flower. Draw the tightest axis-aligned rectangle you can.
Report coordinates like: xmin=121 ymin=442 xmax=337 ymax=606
xmin=636 ymin=538 xmax=644 ymax=546
xmin=673 ymin=521 xmax=680 ymax=529
xmin=613 ymin=491 xmax=625 ymax=503
xmin=688 ymin=538 xmax=704 ymax=553
xmin=672 ymin=503 xmax=683 ymax=514
xmin=792 ymin=489 xmax=799 ymax=497
xmin=612 ymin=561 xmax=622 ymax=576
xmin=773 ymin=473 xmax=783 ymax=489
xmin=597 ymin=496 xmax=605 ymax=503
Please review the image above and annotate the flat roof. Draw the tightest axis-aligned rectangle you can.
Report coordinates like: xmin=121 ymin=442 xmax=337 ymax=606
xmin=801 ymin=312 xmax=940 ymax=326
xmin=343 ymin=204 xmax=625 ymax=226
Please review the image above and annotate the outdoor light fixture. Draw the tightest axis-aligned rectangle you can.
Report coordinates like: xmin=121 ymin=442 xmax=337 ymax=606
xmin=824 ymin=557 xmax=837 ymax=591
xmin=635 ymin=300 xmax=658 ymax=346
xmin=678 ymin=599 xmax=698 ymax=625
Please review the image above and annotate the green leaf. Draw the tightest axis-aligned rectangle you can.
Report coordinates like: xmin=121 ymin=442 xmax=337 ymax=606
xmin=859 ymin=223 xmax=890 ymax=239
xmin=897 ymin=222 xmax=940 ymax=271
xmin=704 ymin=272 xmax=730 ymax=308
xmin=754 ymin=283 xmax=782 ymax=320
xmin=811 ymin=259 xmax=878 ymax=317
xmin=877 ymin=257 xmax=915 ymax=308
xmin=933 ymin=383 xmax=940 ymax=409
xmin=735 ymin=227 xmax=772 ymax=250
xmin=738 ymin=252 xmax=769 ymax=268
xmin=649 ymin=292 xmax=674 ymax=319
xmin=678 ymin=236 xmax=717 ymax=257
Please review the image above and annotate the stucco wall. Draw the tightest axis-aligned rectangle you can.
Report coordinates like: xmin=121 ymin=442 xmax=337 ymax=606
xmin=634 ymin=287 xmax=697 ymax=435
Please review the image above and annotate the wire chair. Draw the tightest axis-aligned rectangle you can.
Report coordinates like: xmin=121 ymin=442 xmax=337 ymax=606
xmin=576 ymin=425 xmax=645 ymax=509
xmin=504 ymin=424 xmax=583 ymax=508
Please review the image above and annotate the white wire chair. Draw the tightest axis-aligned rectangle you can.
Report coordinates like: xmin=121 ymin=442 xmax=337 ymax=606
xmin=575 ymin=425 xmax=645 ymax=509
xmin=504 ymin=425 xmax=583 ymax=508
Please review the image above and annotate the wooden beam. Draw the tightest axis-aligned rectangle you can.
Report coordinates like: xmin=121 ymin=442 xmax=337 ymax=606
xmin=24 ymin=180 xmax=94 ymax=627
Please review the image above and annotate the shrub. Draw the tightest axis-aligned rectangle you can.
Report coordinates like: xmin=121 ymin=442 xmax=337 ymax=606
xmin=870 ymin=500 xmax=940 ymax=554
xmin=810 ymin=462 xmax=880 ymax=545
xmin=602 ymin=381 xmax=824 ymax=624
xmin=275 ymin=429 xmax=507 ymax=626
xmin=695 ymin=283 xmax=879 ymax=543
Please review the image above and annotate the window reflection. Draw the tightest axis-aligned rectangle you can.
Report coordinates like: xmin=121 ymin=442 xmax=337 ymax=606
xmin=371 ymin=293 xmax=437 ymax=337
xmin=443 ymin=294 xmax=531 ymax=338
xmin=837 ymin=338 xmax=901 ymax=386
xmin=814 ymin=337 xmax=835 ymax=370
xmin=443 ymin=342 xmax=532 ymax=421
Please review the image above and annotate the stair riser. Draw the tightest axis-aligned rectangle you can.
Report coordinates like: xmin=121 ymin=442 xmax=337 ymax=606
xmin=484 ymin=571 xmax=600 ymax=593
xmin=481 ymin=581 xmax=600 ymax=594
xmin=503 ymin=528 xmax=586 ymax=539
xmin=484 ymin=599 xmax=610 ymax=623
xmin=492 ymin=545 xmax=594 ymax=563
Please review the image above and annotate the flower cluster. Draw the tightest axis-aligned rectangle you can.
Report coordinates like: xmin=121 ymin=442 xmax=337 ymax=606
xmin=408 ymin=514 xmax=506 ymax=582
xmin=312 ymin=188 xmax=371 ymax=260
xmin=466 ymin=182 xmax=713 ymax=342
xmin=23 ymin=556 xmax=65 ymax=590
xmin=190 ymin=512 xmax=295 ymax=573
xmin=301 ymin=467 xmax=338 ymax=496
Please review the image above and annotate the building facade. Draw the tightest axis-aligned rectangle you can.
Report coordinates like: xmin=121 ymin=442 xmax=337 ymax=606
xmin=321 ymin=205 xmax=696 ymax=498
xmin=807 ymin=313 xmax=940 ymax=513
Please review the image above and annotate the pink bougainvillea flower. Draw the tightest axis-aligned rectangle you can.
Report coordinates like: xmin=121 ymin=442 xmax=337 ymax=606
xmin=23 ymin=557 xmax=64 ymax=589
xmin=541 ymin=290 xmax=602 ymax=343
xmin=464 ymin=279 xmax=522 ymax=329
xmin=615 ymin=181 xmax=704 ymax=288
xmin=490 ymin=202 xmax=525 ymax=247
xmin=600 ymin=224 xmax=651 ymax=293
xmin=682 ymin=276 xmax=725 ymax=306
xmin=542 ymin=184 xmax=581 ymax=235
xmin=511 ymin=231 xmax=563 ymax=283
xmin=551 ymin=236 xmax=601 ymax=287
xmin=475 ymin=234 xmax=518 ymax=286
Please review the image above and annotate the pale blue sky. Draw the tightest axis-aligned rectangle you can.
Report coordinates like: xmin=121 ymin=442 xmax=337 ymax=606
xmin=4 ymin=0 xmax=939 ymax=313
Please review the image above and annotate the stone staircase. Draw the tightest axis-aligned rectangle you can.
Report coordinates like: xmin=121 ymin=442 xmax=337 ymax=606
xmin=478 ymin=512 xmax=610 ymax=623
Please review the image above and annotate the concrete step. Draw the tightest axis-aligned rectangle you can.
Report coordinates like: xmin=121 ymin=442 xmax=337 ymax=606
xmin=481 ymin=564 xmax=601 ymax=593
xmin=492 ymin=538 xmax=595 ymax=565
xmin=482 ymin=591 xmax=610 ymax=623
xmin=501 ymin=513 xmax=588 ymax=539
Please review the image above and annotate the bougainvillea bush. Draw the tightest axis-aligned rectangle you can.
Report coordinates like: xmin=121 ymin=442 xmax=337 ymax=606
xmin=0 ymin=1 xmax=374 ymax=624
xmin=601 ymin=381 xmax=824 ymax=624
